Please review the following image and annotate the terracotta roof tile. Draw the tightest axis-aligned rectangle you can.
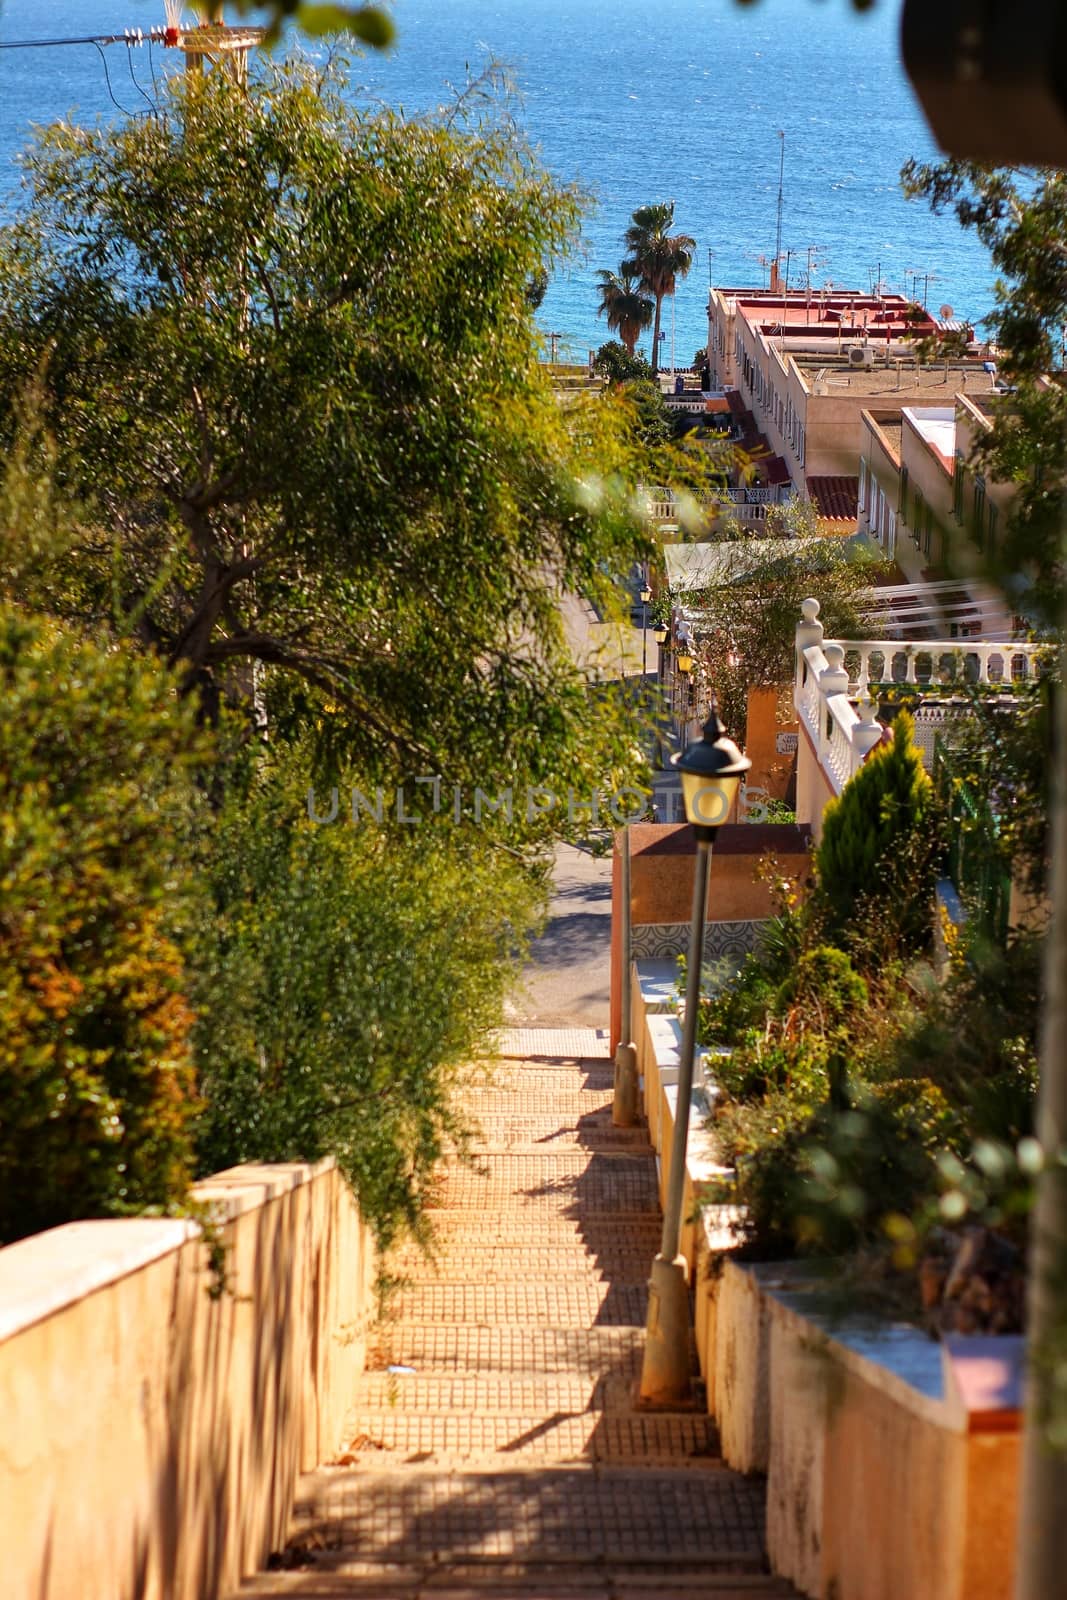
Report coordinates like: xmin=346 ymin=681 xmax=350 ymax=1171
xmin=807 ymin=474 xmax=859 ymax=523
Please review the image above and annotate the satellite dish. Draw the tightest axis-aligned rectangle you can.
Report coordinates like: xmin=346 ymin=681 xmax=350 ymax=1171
xmin=939 ymin=304 xmax=955 ymax=320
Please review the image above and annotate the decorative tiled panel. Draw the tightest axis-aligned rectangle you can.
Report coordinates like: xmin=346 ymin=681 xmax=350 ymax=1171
xmin=631 ymin=919 xmax=769 ymax=962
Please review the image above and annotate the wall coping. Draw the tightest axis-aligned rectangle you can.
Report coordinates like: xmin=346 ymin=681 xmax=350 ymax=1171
xmin=624 ymin=821 xmax=812 ymax=860
xmin=725 ymin=1257 xmax=955 ymax=1429
xmin=0 ymin=1158 xmax=337 ymax=1343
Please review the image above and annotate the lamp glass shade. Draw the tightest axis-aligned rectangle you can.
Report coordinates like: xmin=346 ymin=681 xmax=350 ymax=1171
xmin=671 ymin=709 xmax=752 ymax=830
xmin=653 ymin=624 xmax=668 ymax=644
xmin=676 ymin=652 xmax=693 ymax=674
xmin=640 ymin=586 xmax=653 ymax=603
xmin=679 ymin=769 xmax=740 ymax=828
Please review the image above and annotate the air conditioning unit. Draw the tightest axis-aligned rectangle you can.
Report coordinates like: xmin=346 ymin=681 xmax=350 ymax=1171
xmin=848 ymin=343 xmax=875 ymax=369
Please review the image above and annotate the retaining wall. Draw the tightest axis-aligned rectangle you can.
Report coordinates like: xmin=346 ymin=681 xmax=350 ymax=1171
xmin=0 ymin=1159 xmax=375 ymax=1600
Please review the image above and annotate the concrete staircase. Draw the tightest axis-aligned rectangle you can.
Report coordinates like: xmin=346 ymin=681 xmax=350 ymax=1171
xmin=233 ymin=1047 xmax=795 ymax=1599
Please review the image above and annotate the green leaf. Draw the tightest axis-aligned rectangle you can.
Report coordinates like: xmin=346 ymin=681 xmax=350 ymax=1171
xmin=295 ymin=4 xmax=395 ymax=46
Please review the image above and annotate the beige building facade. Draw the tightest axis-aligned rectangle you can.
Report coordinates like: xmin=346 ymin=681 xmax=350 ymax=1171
xmin=859 ymin=394 xmax=1017 ymax=588
xmin=707 ymin=286 xmax=997 ymax=506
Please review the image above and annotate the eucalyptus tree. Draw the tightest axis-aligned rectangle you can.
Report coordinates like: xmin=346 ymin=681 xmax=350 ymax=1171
xmin=0 ymin=56 xmax=650 ymax=808
xmin=623 ymin=202 xmax=696 ymax=376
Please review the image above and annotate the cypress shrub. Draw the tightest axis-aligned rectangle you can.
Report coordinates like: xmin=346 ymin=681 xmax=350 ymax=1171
xmin=815 ymin=711 xmax=938 ymax=952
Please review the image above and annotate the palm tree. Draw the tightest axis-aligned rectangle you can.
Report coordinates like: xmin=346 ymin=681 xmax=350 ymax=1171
xmin=623 ymin=202 xmax=696 ymax=375
xmin=595 ymin=268 xmax=653 ymax=356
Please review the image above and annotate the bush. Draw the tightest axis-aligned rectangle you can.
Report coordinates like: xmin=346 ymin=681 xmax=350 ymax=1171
xmin=731 ymin=1079 xmax=960 ymax=1258
xmin=892 ymin=930 xmax=1040 ymax=1143
xmin=0 ymin=610 xmax=205 ymax=1242
xmin=701 ymin=945 xmax=869 ymax=1107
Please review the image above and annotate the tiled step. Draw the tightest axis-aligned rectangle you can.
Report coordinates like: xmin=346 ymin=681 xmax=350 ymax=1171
xmin=352 ymin=1373 xmax=637 ymax=1413
xmin=236 ymin=1569 xmax=794 ymax=1599
xmin=284 ymin=1464 xmax=767 ymax=1564
xmin=410 ymin=1215 xmax=664 ymax=1248
xmin=387 ymin=1244 xmax=656 ymax=1284
xmin=368 ymin=1325 xmax=645 ymax=1378
xmin=459 ymin=1093 xmax=616 ymax=1117
xmin=422 ymin=1156 xmax=659 ymax=1215
xmin=494 ymin=1027 xmax=612 ymax=1058
xmin=334 ymin=1411 xmax=718 ymax=1466
xmin=390 ymin=1281 xmax=648 ymax=1328
xmin=460 ymin=1121 xmax=650 ymax=1152
xmin=237 ymin=1569 xmax=794 ymax=1598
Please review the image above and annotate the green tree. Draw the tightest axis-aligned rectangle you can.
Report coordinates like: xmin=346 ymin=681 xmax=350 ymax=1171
xmin=595 ymin=268 xmax=654 ymax=357
xmin=690 ymin=514 xmax=881 ymax=735
xmin=0 ymin=608 xmax=205 ymax=1243
xmin=593 ymin=341 xmax=655 ymax=385
xmin=622 ymin=202 xmax=696 ymax=376
xmin=192 ymin=755 xmax=543 ymax=1247
xmin=901 ymin=160 xmax=1067 ymax=625
xmin=0 ymin=58 xmax=648 ymax=806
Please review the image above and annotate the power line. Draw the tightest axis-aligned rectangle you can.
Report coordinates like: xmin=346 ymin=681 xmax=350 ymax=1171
xmin=0 ymin=30 xmax=168 ymax=51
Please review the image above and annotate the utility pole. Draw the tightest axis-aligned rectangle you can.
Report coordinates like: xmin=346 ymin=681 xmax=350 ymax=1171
xmin=179 ymin=3 xmax=261 ymax=81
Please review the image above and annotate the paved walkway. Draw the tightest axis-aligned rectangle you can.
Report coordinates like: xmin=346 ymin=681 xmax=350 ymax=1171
xmin=235 ymin=1033 xmax=794 ymax=1598
xmin=511 ymin=845 xmax=615 ymax=1029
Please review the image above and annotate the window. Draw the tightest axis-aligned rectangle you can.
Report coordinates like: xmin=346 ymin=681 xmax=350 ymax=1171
xmin=973 ymin=474 xmax=987 ymax=545
xmin=858 ymin=458 xmax=869 ymax=517
xmin=913 ymin=490 xmax=929 ymax=556
xmin=899 ymin=465 xmax=909 ymax=522
xmin=988 ymin=500 xmax=999 ymax=554
xmin=953 ymin=452 xmax=966 ymax=523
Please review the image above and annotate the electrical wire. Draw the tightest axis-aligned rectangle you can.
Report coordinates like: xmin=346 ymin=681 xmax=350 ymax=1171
xmin=126 ymin=41 xmax=158 ymax=116
xmin=147 ymin=33 xmax=161 ymax=102
xmin=92 ymin=40 xmax=140 ymax=118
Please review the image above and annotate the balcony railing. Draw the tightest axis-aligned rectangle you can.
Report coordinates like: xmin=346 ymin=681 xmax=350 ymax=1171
xmin=645 ymin=484 xmax=794 ymax=524
xmin=793 ymin=598 xmax=1049 ymax=796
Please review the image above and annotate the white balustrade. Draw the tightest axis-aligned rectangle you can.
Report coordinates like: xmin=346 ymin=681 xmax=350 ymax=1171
xmin=794 ymin=597 xmax=1049 ymax=796
xmin=835 ymin=639 xmax=1046 ymax=695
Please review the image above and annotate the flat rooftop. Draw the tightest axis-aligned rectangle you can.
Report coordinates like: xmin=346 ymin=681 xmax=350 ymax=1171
xmin=797 ymin=359 xmax=998 ymax=399
xmin=711 ymin=286 xmax=949 ymax=343
xmin=904 ymin=405 xmax=957 ymax=471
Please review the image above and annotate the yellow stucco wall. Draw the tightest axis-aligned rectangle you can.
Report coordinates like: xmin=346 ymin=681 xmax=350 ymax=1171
xmin=0 ymin=1160 xmax=375 ymax=1600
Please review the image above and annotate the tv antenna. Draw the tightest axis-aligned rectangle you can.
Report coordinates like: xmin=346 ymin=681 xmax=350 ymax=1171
xmin=773 ymin=131 xmax=785 ymax=284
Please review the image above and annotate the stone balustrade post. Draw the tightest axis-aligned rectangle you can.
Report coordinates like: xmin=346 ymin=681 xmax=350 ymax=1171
xmin=852 ymin=692 xmax=884 ymax=771
xmin=795 ymin=597 xmax=824 ymax=699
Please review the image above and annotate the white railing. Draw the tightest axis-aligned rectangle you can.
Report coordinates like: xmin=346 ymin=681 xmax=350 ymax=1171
xmin=646 ymin=485 xmax=793 ymax=523
xmin=835 ymin=638 xmax=1046 ymax=694
xmin=794 ymin=598 xmax=1050 ymax=795
xmin=795 ymin=639 xmax=881 ymax=796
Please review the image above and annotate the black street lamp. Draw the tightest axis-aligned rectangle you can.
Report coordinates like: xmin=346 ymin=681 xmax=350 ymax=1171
xmin=640 ymin=583 xmax=653 ymax=677
xmin=638 ymin=709 xmax=751 ymax=1406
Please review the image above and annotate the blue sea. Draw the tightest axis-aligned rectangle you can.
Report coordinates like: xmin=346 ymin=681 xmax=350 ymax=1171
xmin=0 ymin=1 xmax=998 ymax=361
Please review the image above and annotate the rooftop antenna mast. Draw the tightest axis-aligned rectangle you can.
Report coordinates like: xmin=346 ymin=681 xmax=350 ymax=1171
xmin=773 ymin=130 xmax=785 ymax=289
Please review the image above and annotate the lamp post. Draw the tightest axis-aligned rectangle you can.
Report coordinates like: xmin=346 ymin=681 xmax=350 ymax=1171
xmin=640 ymin=582 xmax=653 ymax=676
xmin=638 ymin=710 xmax=751 ymax=1406
xmin=652 ymin=622 xmax=668 ymax=769
xmin=675 ymin=650 xmax=693 ymax=755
